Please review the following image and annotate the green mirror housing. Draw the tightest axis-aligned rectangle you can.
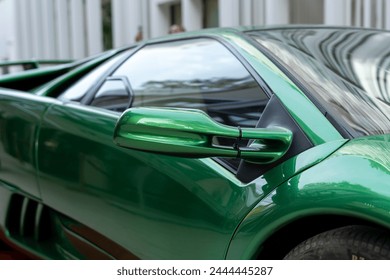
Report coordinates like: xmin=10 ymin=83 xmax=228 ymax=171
xmin=113 ymin=107 xmax=293 ymax=164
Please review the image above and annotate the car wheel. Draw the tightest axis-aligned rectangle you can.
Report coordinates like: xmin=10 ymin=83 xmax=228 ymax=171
xmin=284 ymin=225 xmax=390 ymax=260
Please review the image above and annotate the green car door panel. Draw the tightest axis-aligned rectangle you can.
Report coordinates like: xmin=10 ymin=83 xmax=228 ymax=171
xmin=37 ymin=103 xmax=261 ymax=259
xmin=0 ymin=89 xmax=60 ymax=198
xmin=228 ymin=134 xmax=390 ymax=259
xmin=35 ymin=103 xmax=347 ymax=259
xmin=1 ymin=26 xmax=390 ymax=259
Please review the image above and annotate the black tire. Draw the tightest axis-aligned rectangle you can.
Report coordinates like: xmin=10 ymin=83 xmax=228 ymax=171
xmin=284 ymin=225 xmax=390 ymax=260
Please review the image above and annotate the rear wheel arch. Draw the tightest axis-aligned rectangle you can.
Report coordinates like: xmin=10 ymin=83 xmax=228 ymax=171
xmin=254 ymin=214 xmax=389 ymax=259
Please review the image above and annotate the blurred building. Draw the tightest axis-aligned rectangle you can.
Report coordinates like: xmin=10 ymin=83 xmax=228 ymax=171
xmin=1 ymin=0 xmax=390 ymax=61
xmin=0 ymin=0 xmax=16 ymax=61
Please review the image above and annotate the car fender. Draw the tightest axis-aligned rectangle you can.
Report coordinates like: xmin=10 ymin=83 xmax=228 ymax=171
xmin=226 ymin=140 xmax=390 ymax=259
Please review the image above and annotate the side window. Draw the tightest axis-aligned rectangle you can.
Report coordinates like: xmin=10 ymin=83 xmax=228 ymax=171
xmin=113 ymin=38 xmax=269 ymax=170
xmin=90 ymin=78 xmax=131 ymax=112
xmin=113 ymin=39 xmax=269 ymax=128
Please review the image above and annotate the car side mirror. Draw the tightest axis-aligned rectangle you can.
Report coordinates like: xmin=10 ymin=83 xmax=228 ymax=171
xmin=113 ymin=107 xmax=292 ymax=164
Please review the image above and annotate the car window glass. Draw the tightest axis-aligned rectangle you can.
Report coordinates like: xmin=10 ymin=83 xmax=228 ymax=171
xmin=90 ymin=79 xmax=131 ymax=112
xmin=58 ymin=51 xmax=129 ymax=102
xmin=251 ymin=29 xmax=390 ymax=137
xmin=113 ymin=39 xmax=268 ymax=128
xmin=113 ymin=38 xmax=269 ymax=171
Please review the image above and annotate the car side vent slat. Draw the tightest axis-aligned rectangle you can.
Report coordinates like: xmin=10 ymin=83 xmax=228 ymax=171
xmin=6 ymin=195 xmax=24 ymax=235
xmin=34 ymin=203 xmax=51 ymax=241
xmin=20 ymin=198 xmax=38 ymax=237
xmin=6 ymin=194 xmax=51 ymax=242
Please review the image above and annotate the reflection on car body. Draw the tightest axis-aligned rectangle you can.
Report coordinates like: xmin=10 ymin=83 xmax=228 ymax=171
xmin=0 ymin=26 xmax=390 ymax=260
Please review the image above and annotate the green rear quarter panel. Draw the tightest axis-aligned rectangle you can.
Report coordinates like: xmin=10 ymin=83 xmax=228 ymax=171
xmin=0 ymin=90 xmax=59 ymax=198
xmin=228 ymin=135 xmax=390 ymax=259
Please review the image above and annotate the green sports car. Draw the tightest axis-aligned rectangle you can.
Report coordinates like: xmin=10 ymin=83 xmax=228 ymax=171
xmin=0 ymin=26 xmax=390 ymax=260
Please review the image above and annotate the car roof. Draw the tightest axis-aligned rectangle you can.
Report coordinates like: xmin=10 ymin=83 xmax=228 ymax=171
xmin=140 ymin=24 xmax=390 ymax=46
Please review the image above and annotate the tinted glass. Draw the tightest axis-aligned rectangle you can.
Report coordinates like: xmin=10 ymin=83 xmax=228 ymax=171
xmin=113 ymin=38 xmax=268 ymax=171
xmin=113 ymin=38 xmax=268 ymax=128
xmin=251 ymin=28 xmax=390 ymax=137
xmin=90 ymin=79 xmax=130 ymax=112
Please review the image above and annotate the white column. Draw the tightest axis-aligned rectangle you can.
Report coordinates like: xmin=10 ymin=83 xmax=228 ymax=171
xmin=265 ymin=0 xmax=289 ymax=25
xmin=127 ymin=0 xmax=143 ymax=45
xmin=13 ymin=0 xmax=24 ymax=59
xmin=141 ymin=0 xmax=150 ymax=40
xmin=2 ymin=0 xmax=20 ymax=60
xmin=86 ymin=0 xmax=103 ymax=55
xmin=354 ymin=0 xmax=362 ymax=26
xmin=113 ymin=0 xmax=144 ymax=47
xmin=7 ymin=0 xmax=17 ymax=60
xmin=55 ymin=0 xmax=71 ymax=59
xmin=41 ymin=0 xmax=56 ymax=59
xmin=344 ymin=0 xmax=352 ymax=26
xmin=376 ymin=0 xmax=383 ymax=28
xmin=241 ymin=0 xmax=253 ymax=26
xmin=386 ymin=0 xmax=390 ymax=30
xmin=0 ymin=1 xmax=6 ymax=60
xmin=363 ymin=0 xmax=372 ymax=27
xmin=30 ymin=0 xmax=44 ymax=58
xmin=218 ymin=0 xmax=240 ymax=27
xmin=23 ymin=0 xmax=34 ymax=58
xmin=149 ymin=0 xmax=170 ymax=38
xmin=112 ymin=0 xmax=125 ymax=48
xmin=70 ymin=0 xmax=86 ymax=59
xmin=0 ymin=0 xmax=12 ymax=59
xmin=182 ymin=0 xmax=203 ymax=31
xmin=324 ymin=0 xmax=348 ymax=25
xmin=252 ymin=0 xmax=266 ymax=25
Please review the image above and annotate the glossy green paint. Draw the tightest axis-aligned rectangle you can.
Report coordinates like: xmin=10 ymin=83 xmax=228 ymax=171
xmin=33 ymin=99 xmax=350 ymax=259
xmin=114 ymin=107 xmax=292 ymax=163
xmin=0 ymin=181 xmax=107 ymax=260
xmin=227 ymin=135 xmax=390 ymax=259
xmin=0 ymin=89 xmax=61 ymax=198
xmin=0 ymin=27 xmax=389 ymax=259
xmin=37 ymin=102 xmax=255 ymax=259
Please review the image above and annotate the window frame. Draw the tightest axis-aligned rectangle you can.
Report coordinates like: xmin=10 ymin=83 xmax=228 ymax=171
xmin=89 ymin=76 xmax=134 ymax=113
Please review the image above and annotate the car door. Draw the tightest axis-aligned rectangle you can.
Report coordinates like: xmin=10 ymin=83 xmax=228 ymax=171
xmin=37 ymin=37 xmax=273 ymax=259
xmin=0 ymin=90 xmax=57 ymax=199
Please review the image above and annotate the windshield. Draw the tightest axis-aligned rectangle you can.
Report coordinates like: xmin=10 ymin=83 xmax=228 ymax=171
xmin=250 ymin=28 xmax=390 ymax=137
